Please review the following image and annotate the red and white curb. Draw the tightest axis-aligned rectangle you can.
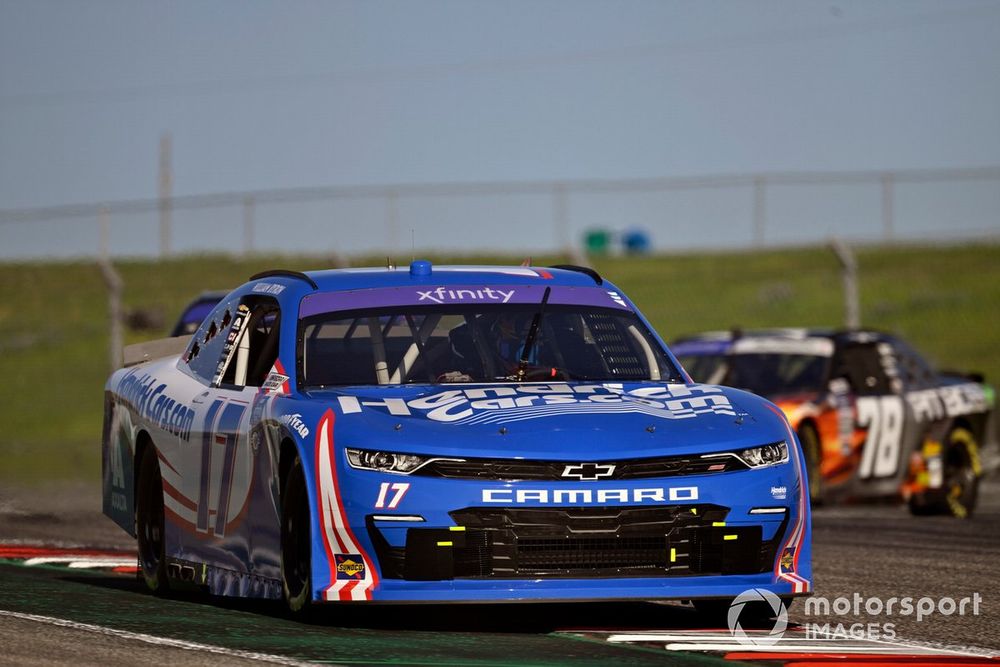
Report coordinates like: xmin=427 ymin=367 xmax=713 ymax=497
xmin=0 ymin=546 xmax=138 ymax=574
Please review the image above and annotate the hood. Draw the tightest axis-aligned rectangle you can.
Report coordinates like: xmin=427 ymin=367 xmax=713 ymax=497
xmin=305 ymin=381 xmax=789 ymax=460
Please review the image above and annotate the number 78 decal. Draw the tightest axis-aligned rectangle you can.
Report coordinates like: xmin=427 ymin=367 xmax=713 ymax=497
xmin=375 ymin=482 xmax=410 ymax=509
xmin=857 ymin=395 xmax=905 ymax=479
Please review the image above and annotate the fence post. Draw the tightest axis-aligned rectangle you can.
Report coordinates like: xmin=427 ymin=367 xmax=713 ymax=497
xmin=385 ymin=190 xmax=399 ymax=254
xmin=98 ymin=206 xmax=110 ymax=259
xmin=830 ymin=238 xmax=860 ymax=329
xmin=881 ymin=173 xmax=894 ymax=242
xmin=753 ymin=176 xmax=767 ymax=247
xmin=243 ymin=196 xmax=255 ymax=256
xmin=158 ymin=133 xmax=173 ymax=258
xmin=98 ymin=258 xmax=124 ymax=371
xmin=552 ymin=183 xmax=579 ymax=262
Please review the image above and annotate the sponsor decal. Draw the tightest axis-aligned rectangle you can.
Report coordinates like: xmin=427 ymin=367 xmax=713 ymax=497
xmin=416 ymin=286 xmax=515 ymax=304
xmin=116 ymin=370 xmax=195 ymax=441
xmin=481 ymin=486 xmax=698 ymax=504
xmin=606 ymin=291 xmax=628 ymax=308
xmin=212 ymin=304 xmax=251 ymax=386
xmin=771 ymin=485 xmax=788 ymax=500
xmin=907 ymin=383 xmax=989 ymax=422
xmin=105 ymin=401 xmax=134 ymax=519
xmin=337 ymin=383 xmax=735 ymax=424
xmin=262 ymin=372 xmax=290 ymax=394
xmin=780 ymin=548 xmax=795 ymax=573
xmin=281 ymin=413 xmax=310 ymax=438
xmin=252 ymin=282 xmax=286 ymax=295
xmin=335 ymin=554 xmax=366 ymax=580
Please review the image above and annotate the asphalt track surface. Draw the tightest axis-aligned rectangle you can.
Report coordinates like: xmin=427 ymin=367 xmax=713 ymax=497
xmin=1 ymin=478 xmax=998 ymax=666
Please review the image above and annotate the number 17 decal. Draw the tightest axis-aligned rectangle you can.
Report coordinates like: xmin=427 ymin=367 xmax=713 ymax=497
xmin=375 ymin=482 xmax=410 ymax=509
xmin=197 ymin=399 xmax=248 ymax=535
xmin=857 ymin=395 xmax=904 ymax=479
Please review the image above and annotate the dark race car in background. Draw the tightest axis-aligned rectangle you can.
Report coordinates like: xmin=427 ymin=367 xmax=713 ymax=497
xmin=169 ymin=290 xmax=228 ymax=337
xmin=672 ymin=329 xmax=997 ymax=517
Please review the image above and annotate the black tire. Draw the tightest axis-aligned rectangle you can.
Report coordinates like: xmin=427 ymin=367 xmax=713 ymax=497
xmin=798 ymin=424 xmax=824 ymax=505
xmin=281 ymin=457 xmax=312 ymax=615
xmin=909 ymin=427 xmax=980 ymax=518
xmin=136 ymin=446 xmax=169 ymax=594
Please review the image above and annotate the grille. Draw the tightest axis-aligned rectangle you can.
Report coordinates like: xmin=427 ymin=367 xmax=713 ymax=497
xmin=417 ymin=454 xmax=746 ymax=481
xmin=517 ymin=536 xmax=669 ymax=570
xmin=450 ymin=505 xmax=737 ymax=577
xmin=369 ymin=505 xmax=783 ymax=580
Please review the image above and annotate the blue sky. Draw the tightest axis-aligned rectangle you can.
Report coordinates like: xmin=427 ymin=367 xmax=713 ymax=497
xmin=1 ymin=1 xmax=999 ymax=256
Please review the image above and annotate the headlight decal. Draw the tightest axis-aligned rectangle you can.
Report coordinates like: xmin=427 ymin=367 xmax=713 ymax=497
xmin=345 ymin=448 xmax=466 ymax=475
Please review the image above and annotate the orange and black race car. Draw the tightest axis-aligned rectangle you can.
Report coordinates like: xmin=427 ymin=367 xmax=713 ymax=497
xmin=672 ymin=329 xmax=997 ymax=517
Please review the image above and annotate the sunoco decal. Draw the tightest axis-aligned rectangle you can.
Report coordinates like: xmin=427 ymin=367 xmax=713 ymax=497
xmin=335 ymin=554 xmax=366 ymax=580
xmin=337 ymin=383 xmax=735 ymax=424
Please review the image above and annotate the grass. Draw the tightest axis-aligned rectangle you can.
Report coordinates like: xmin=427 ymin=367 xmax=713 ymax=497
xmin=1 ymin=243 xmax=997 ymax=482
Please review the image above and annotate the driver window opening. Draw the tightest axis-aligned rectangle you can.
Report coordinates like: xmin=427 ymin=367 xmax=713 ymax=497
xmin=219 ymin=301 xmax=281 ymax=388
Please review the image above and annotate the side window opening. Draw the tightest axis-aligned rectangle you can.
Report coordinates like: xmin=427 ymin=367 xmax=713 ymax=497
xmin=833 ymin=343 xmax=892 ymax=396
xmin=219 ymin=299 xmax=282 ymax=388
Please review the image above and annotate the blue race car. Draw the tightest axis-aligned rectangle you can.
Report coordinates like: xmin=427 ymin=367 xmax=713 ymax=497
xmin=102 ymin=262 xmax=811 ymax=612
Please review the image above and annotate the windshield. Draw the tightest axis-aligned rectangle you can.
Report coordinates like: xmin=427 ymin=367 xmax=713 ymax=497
xmin=299 ymin=304 xmax=681 ymax=386
xmin=676 ymin=353 xmax=727 ymax=384
xmin=722 ymin=353 xmax=829 ymax=396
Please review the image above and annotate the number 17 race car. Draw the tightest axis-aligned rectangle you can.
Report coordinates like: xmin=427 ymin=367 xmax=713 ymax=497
xmin=103 ymin=262 xmax=811 ymax=612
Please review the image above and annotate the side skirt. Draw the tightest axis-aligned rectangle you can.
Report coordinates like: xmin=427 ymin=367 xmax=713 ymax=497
xmin=166 ymin=557 xmax=282 ymax=600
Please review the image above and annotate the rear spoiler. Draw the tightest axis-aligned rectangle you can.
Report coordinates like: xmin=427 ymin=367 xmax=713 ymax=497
xmin=123 ymin=337 xmax=190 ymax=368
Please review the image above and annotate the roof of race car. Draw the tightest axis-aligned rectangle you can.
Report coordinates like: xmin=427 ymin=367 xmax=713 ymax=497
xmin=246 ymin=263 xmax=607 ymax=294
xmin=672 ymin=327 xmax=895 ymax=351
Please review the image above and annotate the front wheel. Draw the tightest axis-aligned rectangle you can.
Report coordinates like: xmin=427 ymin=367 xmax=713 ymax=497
xmin=281 ymin=457 xmax=312 ymax=615
xmin=136 ymin=446 xmax=169 ymax=594
xmin=909 ymin=427 xmax=980 ymax=518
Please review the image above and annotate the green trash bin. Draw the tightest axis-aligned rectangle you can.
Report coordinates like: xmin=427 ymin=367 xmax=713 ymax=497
xmin=584 ymin=229 xmax=610 ymax=256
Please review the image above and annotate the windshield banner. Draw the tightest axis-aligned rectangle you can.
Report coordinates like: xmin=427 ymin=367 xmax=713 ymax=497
xmin=300 ymin=285 xmax=632 ymax=318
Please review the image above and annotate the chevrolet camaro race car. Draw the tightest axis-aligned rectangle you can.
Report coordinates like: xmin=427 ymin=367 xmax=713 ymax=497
xmin=102 ymin=262 xmax=811 ymax=612
xmin=672 ymin=329 xmax=997 ymax=516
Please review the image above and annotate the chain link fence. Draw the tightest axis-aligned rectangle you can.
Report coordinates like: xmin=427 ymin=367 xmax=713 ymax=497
xmin=1 ymin=167 xmax=998 ymax=260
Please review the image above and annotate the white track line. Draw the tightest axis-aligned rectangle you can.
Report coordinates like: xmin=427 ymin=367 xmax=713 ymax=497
xmin=0 ymin=609 xmax=324 ymax=666
xmin=597 ymin=629 xmax=994 ymax=658
xmin=23 ymin=556 xmax=136 ymax=568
